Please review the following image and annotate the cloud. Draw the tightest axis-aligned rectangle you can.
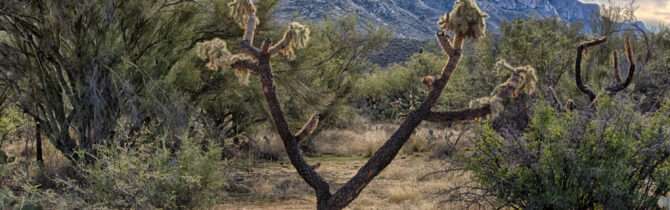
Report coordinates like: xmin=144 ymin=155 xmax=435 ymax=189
xmin=581 ymin=0 xmax=669 ymax=26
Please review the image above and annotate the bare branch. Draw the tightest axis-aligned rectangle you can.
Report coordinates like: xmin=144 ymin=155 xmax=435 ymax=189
xmin=548 ymin=86 xmax=566 ymax=110
xmin=546 ymin=50 xmax=565 ymax=108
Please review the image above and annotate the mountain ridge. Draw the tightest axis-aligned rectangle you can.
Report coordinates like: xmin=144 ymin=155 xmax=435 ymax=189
xmin=272 ymin=0 xmax=615 ymax=39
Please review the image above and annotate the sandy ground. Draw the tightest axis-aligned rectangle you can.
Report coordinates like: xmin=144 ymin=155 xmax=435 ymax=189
xmin=217 ymin=154 xmax=469 ymax=210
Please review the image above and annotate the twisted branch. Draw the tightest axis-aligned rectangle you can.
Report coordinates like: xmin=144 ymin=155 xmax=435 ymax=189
xmin=575 ymin=37 xmax=607 ymax=102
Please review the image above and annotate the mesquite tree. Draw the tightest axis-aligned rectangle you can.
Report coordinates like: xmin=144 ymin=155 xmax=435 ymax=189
xmin=200 ymin=0 xmax=535 ymax=209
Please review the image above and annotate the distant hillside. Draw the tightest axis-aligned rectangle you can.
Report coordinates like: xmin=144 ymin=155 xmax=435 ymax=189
xmin=367 ymin=38 xmax=436 ymax=67
xmin=273 ymin=0 xmax=629 ymax=40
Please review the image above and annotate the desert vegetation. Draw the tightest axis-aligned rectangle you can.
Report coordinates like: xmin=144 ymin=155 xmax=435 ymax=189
xmin=1 ymin=0 xmax=669 ymax=209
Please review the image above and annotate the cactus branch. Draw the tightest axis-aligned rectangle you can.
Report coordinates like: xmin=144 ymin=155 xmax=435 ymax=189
xmin=255 ymin=52 xmax=333 ymax=206
xmin=230 ymin=58 xmax=259 ymax=74
xmin=244 ymin=12 xmax=257 ymax=43
xmin=436 ymin=31 xmax=456 ymax=56
xmin=295 ymin=113 xmax=319 ymax=142
xmin=238 ymin=40 xmax=261 ymax=58
xmin=575 ymin=37 xmax=607 ymax=102
xmin=605 ymin=37 xmax=635 ymax=92
xmin=612 ymin=51 xmax=623 ymax=84
xmin=326 ymin=34 xmax=466 ymax=209
xmin=261 ymin=38 xmax=272 ymax=54
xmin=268 ymin=38 xmax=289 ymax=57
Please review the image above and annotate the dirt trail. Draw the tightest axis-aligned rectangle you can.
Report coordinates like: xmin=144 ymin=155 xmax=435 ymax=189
xmin=217 ymin=154 xmax=467 ymax=210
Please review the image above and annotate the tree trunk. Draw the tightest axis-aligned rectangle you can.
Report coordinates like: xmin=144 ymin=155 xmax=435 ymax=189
xmin=35 ymin=118 xmax=43 ymax=163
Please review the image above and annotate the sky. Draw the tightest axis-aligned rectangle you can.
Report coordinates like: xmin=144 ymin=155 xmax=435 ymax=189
xmin=581 ymin=0 xmax=670 ymax=27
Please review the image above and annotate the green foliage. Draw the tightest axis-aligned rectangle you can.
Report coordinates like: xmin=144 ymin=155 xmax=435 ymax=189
xmin=68 ymin=135 xmax=224 ymax=209
xmin=453 ymin=99 xmax=670 ymax=209
xmin=356 ymin=53 xmax=444 ymax=120
xmin=0 ymin=106 xmax=27 ymax=145
xmin=267 ymin=15 xmax=390 ymax=128
xmin=0 ymin=0 xmax=232 ymax=161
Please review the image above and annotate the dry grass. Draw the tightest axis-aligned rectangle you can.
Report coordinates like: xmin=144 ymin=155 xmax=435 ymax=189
xmin=313 ymin=123 xmax=473 ymax=158
xmin=387 ymin=186 xmax=419 ymax=203
xmin=2 ymin=139 xmax=77 ymax=187
xmin=219 ymin=153 xmax=472 ymax=210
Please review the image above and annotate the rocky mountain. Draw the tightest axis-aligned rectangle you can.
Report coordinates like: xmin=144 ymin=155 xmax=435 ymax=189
xmin=272 ymin=0 xmax=606 ymax=39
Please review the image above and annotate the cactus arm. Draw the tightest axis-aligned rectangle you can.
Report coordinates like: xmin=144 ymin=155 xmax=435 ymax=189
xmin=295 ymin=113 xmax=319 ymax=142
xmin=605 ymin=37 xmax=635 ymax=92
xmin=268 ymin=32 xmax=293 ymax=57
xmin=261 ymin=38 xmax=272 ymax=54
xmin=575 ymin=37 xmax=607 ymax=102
xmin=230 ymin=59 xmax=259 ymax=74
xmin=244 ymin=11 xmax=257 ymax=43
xmin=436 ymin=31 xmax=456 ymax=57
xmin=238 ymin=40 xmax=261 ymax=58
xmin=612 ymin=51 xmax=623 ymax=84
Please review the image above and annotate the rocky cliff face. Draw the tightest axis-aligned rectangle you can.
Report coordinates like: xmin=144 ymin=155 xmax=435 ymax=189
xmin=273 ymin=0 xmax=605 ymax=39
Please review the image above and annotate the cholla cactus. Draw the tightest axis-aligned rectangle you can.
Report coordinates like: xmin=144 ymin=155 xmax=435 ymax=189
xmin=196 ymin=38 xmax=252 ymax=85
xmin=277 ymin=22 xmax=311 ymax=60
xmin=468 ymin=60 xmax=538 ymax=120
xmin=494 ymin=60 xmax=538 ymax=97
xmin=228 ymin=0 xmax=258 ymax=28
xmin=438 ymin=0 xmax=488 ymax=39
xmin=469 ymin=96 xmax=504 ymax=120
xmin=196 ymin=38 xmax=232 ymax=71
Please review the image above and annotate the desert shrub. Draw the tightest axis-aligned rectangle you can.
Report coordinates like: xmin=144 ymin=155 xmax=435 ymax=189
xmin=356 ymin=53 xmax=480 ymax=121
xmin=57 ymin=135 xmax=224 ymax=209
xmin=0 ymin=106 xmax=28 ymax=147
xmin=445 ymin=98 xmax=670 ymax=209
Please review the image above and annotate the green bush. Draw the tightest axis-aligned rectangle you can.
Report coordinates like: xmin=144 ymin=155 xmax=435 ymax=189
xmin=62 ymin=135 xmax=224 ymax=209
xmin=446 ymin=98 xmax=670 ymax=209
xmin=356 ymin=53 xmax=483 ymax=121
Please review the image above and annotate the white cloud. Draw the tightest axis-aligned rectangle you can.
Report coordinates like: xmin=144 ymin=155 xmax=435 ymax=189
xmin=581 ymin=0 xmax=669 ymax=26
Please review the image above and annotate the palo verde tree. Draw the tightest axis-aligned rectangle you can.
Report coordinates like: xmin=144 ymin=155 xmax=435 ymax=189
xmin=0 ymin=0 xmax=276 ymax=162
xmin=198 ymin=0 xmax=537 ymax=209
